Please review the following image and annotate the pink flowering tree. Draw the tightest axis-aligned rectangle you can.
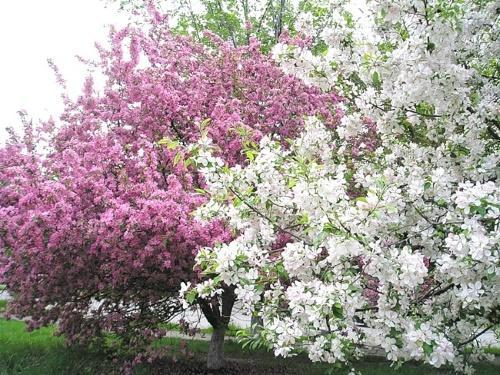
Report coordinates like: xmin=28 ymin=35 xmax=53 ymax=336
xmin=0 ymin=14 xmax=339 ymax=369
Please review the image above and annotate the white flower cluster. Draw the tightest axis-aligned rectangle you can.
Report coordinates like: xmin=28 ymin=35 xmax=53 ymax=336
xmin=182 ymin=1 xmax=498 ymax=373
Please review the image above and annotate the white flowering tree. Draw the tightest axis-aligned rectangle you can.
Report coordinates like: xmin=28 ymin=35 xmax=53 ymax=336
xmin=180 ymin=0 xmax=499 ymax=373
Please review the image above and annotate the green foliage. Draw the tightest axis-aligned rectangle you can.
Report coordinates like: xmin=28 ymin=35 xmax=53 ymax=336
xmin=107 ymin=0 xmax=335 ymax=54
xmin=236 ymin=326 xmax=270 ymax=351
xmin=172 ymin=0 xmax=298 ymax=53
xmin=107 ymin=0 xmax=297 ymax=52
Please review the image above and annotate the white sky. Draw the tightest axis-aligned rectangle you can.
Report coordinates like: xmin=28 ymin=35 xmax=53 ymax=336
xmin=0 ymin=0 xmax=128 ymax=144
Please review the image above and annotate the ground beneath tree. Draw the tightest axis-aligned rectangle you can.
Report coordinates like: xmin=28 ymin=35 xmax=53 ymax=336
xmin=141 ymin=353 xmax=500 ymax=375
xmin=146 ymin=358 xmax=296 ymax=375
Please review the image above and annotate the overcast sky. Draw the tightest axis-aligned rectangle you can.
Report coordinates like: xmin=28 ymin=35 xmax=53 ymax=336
xmin=0 ymin=0 xmax=128 ymax=144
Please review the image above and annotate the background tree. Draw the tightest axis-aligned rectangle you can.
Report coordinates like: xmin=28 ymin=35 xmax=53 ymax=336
xmin=106 ymin=0 xmax=338 ymax=53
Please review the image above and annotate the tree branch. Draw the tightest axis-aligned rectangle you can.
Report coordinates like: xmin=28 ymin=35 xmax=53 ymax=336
xmin=458 ymin=325 xmax=495 ymax=348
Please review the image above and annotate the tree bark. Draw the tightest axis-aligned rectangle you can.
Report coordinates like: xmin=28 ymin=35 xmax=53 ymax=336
xmin=207 ymin=325 xmax=227 ymax=370
xmin=199 ymin=286 xmax=236 ymax=370
xmin=274 ymin=0 xmax=286 ymax=42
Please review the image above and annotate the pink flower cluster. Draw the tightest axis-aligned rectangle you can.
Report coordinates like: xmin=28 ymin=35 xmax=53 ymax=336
xmin=0 ymin=17 xmax=339 ymax=349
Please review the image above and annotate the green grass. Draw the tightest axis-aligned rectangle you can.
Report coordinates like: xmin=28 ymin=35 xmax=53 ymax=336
xmin=485 ymin=346 xmax=500 ymax=356
xmin=0 ymin=300 xmax=7 ymax=313
xmin=0 ymin=318 xmax=498 ymax=375
xmin=0 ymin=319 xmax=118 ymax=374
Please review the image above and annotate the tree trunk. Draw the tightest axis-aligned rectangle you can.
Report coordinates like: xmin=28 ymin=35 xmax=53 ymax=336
xmin=275 ymin=0 xmax=286 ymax=42
xmin=207 ymin=325 xmax=227 ymax=370
xmin=199 ymin=286 xmax=236 ymax=371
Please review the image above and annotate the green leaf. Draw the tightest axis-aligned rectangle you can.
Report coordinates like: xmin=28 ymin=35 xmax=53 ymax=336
xmin=275 ymin=262 xmax=288 ymax=279
xmin=476 ymin=205 xmax=487 ymax=216
xmin=323 ymin=222 xmax=342 ymax=235
xmin=426 ymin=41 xmax=436 ymax=53
xmin=375 ymin=177 xmax=387 ymax=189
xmin=344 ymin=170 xmax=354 ymax=182
xmin=233 ymin=196 xmax=242 ymax=207
xmin=415 ymin=101 xmax=436 ymax=116
xmin=235 ymin=254 xmax=248 ymax=266
xmin=436 ymin=198 xmax=447 ymax=207
xmin=395 ymin=22 xmax=409 ymax=41
xmin=342 ymin=11 xmax=354 ymax=28
xmin=423 ymin=342 xmax=434 ymax=355
xmin=245 ymin=149 xmax=256 ymax=161
xmin=157 ymin=137 xmax=180 ymax=149
xmin=372 ymin=71 xmax=382 ymax=90
xmin=173 ymin=152 xmax=183 ymax=166
xmin=332 ymin=302 xmax=343 ymax=319
xmin=185 ymin=290 xmax=197 ymax=304
xmin=298 ymin=213 xmax=310 ymax=225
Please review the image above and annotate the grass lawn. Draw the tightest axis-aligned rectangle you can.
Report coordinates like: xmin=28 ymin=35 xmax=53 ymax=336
xmin=0 ymin=318 xmax=498 ymax=374
xmin=0 ymin=300 xmax=7 ymax=313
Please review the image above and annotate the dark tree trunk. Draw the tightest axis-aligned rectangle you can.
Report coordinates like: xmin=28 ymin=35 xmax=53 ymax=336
xmin=207 ymin=325 xmax=227 ymax=370
xmin=199 ymin=286 xmax=236 ymax=371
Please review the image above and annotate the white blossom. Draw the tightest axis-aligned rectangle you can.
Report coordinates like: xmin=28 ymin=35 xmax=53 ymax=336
xmin=186 ymin=0 xmax=500 ymax=372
